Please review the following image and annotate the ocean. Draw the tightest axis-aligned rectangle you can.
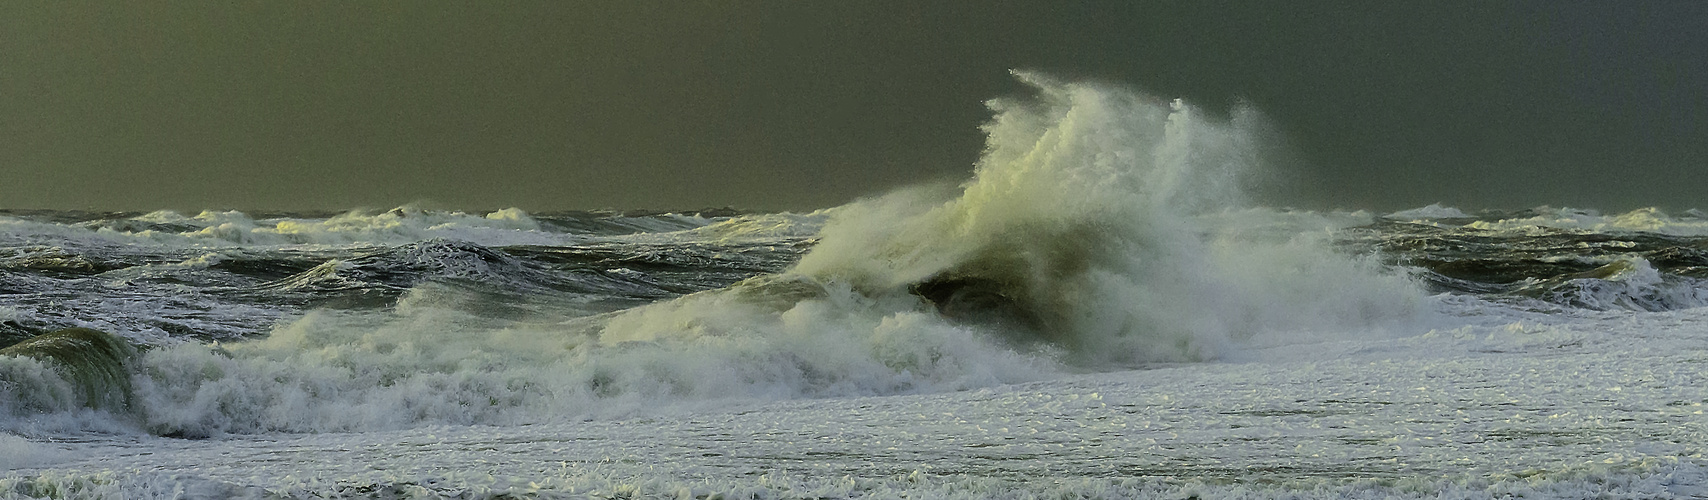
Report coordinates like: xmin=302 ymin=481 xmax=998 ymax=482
xmin=2 ymin=75 xmax=1705 ymax=499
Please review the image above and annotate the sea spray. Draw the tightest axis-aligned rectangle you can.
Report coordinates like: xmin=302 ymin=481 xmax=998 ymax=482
xmin=795 ymin=71 xmax=1422 ymax=364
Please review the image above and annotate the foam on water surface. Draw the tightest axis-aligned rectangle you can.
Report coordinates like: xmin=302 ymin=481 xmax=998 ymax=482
xmin=0 ymin=206 xmax=748 ymax=251
xmin=5 ymin=298 xmax=1705 ymax=498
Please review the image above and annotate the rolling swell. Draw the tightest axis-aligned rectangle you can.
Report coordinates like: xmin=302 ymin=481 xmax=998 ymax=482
xmin=1355 ymin=208 xmax=1708 ymax=311
xmin=250 ymin=239 xmax=788 ymax=313
xmin=0 ymin=206 xmax=802 ymax=343
xmin=0 ymin=214 xmax=814 ymax=435
xmin=0 ymin=328 xmax=137 ymax=420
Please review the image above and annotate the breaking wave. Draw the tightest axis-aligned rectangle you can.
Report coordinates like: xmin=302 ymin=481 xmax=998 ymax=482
xmin=788 ymin=72 xmax=1423 ymax=364
xmin=1361 ymin=204 xmax=1708 ymax=311
xmin=0 ymin=206 xmax=742 ymax=249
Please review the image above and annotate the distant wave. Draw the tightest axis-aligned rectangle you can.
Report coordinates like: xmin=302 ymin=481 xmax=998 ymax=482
xmin=1383 ymin=204 xmax=1708 ymax=236
xmin=0 ymin=206 xmax=784 ymax=248
xmin=1359 ymin=205 xmax=1708 ymax=311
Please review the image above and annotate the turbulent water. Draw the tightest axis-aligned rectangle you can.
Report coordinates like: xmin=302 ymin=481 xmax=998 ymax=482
xmin=3 ymin=75 xmax=1706 ymax=498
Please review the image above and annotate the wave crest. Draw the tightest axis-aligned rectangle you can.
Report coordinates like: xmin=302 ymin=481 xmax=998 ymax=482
xmin=793 ymin=72 xmax=1421 ymax=364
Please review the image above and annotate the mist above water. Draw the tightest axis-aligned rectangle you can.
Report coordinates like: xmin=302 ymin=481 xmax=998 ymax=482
xmin=795 ymin=71 xmax=1424 ymax=364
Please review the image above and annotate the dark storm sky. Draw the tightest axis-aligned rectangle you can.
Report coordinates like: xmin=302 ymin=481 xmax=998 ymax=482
xmin=2 ymin=2 xmax=1703 ymax=212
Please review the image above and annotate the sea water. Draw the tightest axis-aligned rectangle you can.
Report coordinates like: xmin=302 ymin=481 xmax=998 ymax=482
xmin=1 ymin=73 xmax=1705 ymax=498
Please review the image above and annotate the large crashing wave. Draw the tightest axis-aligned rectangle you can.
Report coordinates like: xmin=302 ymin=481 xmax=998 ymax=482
xmin=546 ymin=72 xmax=1423 ymax=406
xmin=2 ymin=74 xmax=1426 ymax=436
xmin=790 ymin=71 xmax=1422 ymax=364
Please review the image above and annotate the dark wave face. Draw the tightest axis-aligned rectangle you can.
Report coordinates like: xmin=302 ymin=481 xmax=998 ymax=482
xmin=0 ymin=208 xmax=817 ymax=347
xmin=1345 ymin=207 xmax=1708 ymax=311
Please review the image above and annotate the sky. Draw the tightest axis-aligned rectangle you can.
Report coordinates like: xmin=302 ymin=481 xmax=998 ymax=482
xmin=2 ymin=2 xmax=1704 ymax=213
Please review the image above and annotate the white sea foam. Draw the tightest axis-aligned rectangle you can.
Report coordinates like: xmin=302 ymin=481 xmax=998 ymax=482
xmin=609 ymin=210 xmax=830 ymax=246
xmin=3 ymin=464 xmax=1702 ymax=500
xmin=9 ymin=294 xmax=1708 ymax=497
xmin=1386 ymin=202 xmax=1471 ymax=220
xmin=0 ymin=433 xmax=68 ymax=471
xmin=114 ymin=276 xmax=1052 ymax=436
xmin=674 ymin=210 xmax=830 ymax=242
xmin=177 ymin=207 xmax=566 ymax=247
xmin=4 ymin=207 xmax=595 ymax=249
xmin=0 ymin=357 xmax=79 ymax=418
xmin=1469 ymin=206 xmax=1708 ymax=236
xmin=1522 ymin=257 xmax=1708 ymax=311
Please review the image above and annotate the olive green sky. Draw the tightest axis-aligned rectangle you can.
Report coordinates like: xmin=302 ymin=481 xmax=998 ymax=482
xmin=2 ymin=2 xmax=1703 ymax=212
